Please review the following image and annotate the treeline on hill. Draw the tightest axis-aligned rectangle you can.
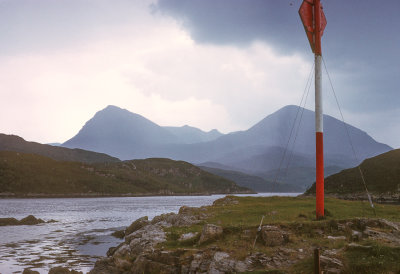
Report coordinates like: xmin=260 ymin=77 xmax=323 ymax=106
xmin=306 ymin=149 xmax=400 ymax=195
xmin=0 ymin=151 xmax=251 ymax=196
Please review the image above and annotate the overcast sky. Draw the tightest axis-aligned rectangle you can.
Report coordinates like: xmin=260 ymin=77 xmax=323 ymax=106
xmin=0 ymin=0 xmax=399 ymax=148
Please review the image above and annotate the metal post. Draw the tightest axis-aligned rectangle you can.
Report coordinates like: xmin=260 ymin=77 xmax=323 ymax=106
xmin=314 ymin=0 xmax=324 ymax=219
xmin=315 ymin=54 xmax=324 ymax=219
xmin=314 ymin=248 xmax=321 ymax=274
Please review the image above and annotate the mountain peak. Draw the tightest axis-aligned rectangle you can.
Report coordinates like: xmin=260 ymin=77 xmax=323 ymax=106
xmin=63 ymin=106 xmax=180 ymax=159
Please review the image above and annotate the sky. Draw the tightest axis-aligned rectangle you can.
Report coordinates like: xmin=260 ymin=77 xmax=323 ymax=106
xmin=0 ymin=0 xmax=399 ymax=148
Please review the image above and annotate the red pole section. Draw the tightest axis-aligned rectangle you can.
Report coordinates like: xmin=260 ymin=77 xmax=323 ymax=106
xmin=314 ymin=0 xmax=322 ymax=55
xmin=314 ymin=0 xmax=324 ymax=219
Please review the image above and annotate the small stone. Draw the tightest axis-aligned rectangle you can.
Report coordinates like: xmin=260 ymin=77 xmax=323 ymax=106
xmin=213 ymin=251 xmax=230 ymax=262
xmin=125 ymin=216 xmax=149 ymax=236
xmin=320 ymin=255 xmax=343 ymax=269
xmin=199 ymin=224 xmax=223 ymax=244
xmin=327 ymin=235 xmax=346 ymax=240
xmin=48 ymin=267 xmax=83 ymax=274
xmin=23 ymin=269 xmax=40 ymax=274
xmin=260 ymin=225 xmax=290 ymax=247
xmin=179 ymin=232 xmax=199 ymax=241
xmin=351 ymin=230 xmax=362 ymax=241
xmin=111 ymin=229 xmax=125 ymax=239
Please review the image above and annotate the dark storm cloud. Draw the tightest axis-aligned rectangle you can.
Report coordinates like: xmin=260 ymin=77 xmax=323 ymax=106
xmin=155 ymin=0 xmax=400 ymax=116
xmin=155 ymin=0 xmax=304 ymax=52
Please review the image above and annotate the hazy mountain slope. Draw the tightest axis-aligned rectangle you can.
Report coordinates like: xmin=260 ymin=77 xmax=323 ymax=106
xmin=151 ymin=105 xmax=391 ymax=166
xmin=61 ymin=105 xmax=391 ymax=175
xmin=0 ymin=133 xmax=119 ymax=163
xmin=305 ymin=149 xmax=400 ymax=195
xmin=0 ymin=151 xmax=251 ymax=196
xmin=258 ymin=165 xmax=344 ymax=190
xmin=63 ymin=105 xmax=181 ymax=159
xmin=199 ymin=166 xmax=303 ymax=193
xmin=164 ymin=125 xmax=223 ymax=144
xmin=204 ymin=105 xmax=391 ymax=164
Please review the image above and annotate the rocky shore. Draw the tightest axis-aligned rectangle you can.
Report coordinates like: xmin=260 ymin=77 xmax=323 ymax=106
xmin=0 ymin=215 xmax=55 ymax=226
xmin=87 ymin=196 xmax=400 ymax=273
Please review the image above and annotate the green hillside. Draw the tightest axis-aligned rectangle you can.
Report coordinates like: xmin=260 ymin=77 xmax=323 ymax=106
xmin=0 ymin=151 xmax=251 ymax=197
xmin=0 ymin=133 xmax=120 ymax=163
xmin=306 ymin=149 xmax=399 ymax=195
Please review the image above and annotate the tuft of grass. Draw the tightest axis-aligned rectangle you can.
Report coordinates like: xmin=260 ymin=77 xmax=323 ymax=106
xmin=344 ymin=242 xmax=400 ymax=273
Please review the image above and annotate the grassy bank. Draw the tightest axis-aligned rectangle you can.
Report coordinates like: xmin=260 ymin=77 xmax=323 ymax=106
xmin=162 ymin=196 xmax=400 ymax=273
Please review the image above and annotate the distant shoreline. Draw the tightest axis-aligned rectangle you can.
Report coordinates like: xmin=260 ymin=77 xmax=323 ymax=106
xmin=0 ymin=191 xmax=258 ymax=199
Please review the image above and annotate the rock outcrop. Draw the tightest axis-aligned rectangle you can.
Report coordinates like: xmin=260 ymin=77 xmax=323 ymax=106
xmin=90 ymin=197 xmax=400 ymax=274
xmin=0 ymin=215 xmax=47 ymax=226
xmin=260 ymin=225 xmax=290 ymax=247
xmin=198 ymin=224 xmax=223 ymax=244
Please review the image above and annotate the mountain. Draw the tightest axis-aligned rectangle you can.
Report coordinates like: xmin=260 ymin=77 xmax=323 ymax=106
xmin=0 ymin=133 xmax=119 ymax=163
xmin=63 ymin=105 xmax=181 ymax=159
xmin=164 ymin=125 xmax=223 ymax=144
xmin=257 ymin=165 xmax=344 ymax=190
xmin=305 ymin=149 xmax=400 ymax=195
xmin=62 ymin=105 xmax=391 ymax=190
xmin=197 ymin=105 xmax=391 ymax=165
xmin=0 ymin=151 xmax=252 ymax=197
xmin=199 ymin=166 xmax=303 ymax=193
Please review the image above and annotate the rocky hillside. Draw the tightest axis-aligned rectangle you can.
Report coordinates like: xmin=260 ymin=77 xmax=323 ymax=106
xmin=305 ymin=149 xmax=400 ymax=198
xmin=0 ymin=151 xmax=251 ymax=197
xmin=0 ymin=133 xmax=119 ymax=163
xmin=89 ymin=196 xmax=400 ymax=274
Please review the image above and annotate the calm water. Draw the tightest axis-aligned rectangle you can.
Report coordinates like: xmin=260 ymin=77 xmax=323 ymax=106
xmin=0 ymin=193 xmax=299 ymax=273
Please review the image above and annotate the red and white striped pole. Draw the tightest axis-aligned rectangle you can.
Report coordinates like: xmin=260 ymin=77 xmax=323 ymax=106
xmin=314 ymin=0 xmax=324 ymax=219
xmin=299 ymin=0 xmax=327 ymax=219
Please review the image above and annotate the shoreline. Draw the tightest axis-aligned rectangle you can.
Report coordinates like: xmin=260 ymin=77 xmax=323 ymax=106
xmin=0 ymin=191 xmax=256 ymax=199
xmin=89 ymin=195 xmax=400 ymax=274
xmin=0 ymin=191 xmax=315 ymax=200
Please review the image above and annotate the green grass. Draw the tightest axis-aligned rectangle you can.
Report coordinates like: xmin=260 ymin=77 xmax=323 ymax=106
xmin=161 ymin=196 xmax=400 ymax=273
xmin=307 ymin=149 xmax=400 ymax=195
xmin=205 ymin=196 xmax=399 ymax=226
xmin=344 ymin=242 xmax=400 ymax=273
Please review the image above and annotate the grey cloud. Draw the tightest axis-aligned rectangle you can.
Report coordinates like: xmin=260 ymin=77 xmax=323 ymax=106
xmin=156 ymin=0 xmax=400 ymax=133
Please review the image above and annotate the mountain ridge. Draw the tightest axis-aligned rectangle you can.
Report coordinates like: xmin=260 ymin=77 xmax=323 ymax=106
xmin=60 ymin=105 xmax=392 ymax=190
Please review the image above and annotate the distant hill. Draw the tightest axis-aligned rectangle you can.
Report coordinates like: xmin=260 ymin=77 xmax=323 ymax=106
xmin=63 ymin=105 xmax=181 ymax=159
xmin=0 ymin=133 xmax=119 ymax=163
xmin=61 ymin=105 xmax=391 ymax=190
xmin=164 ymin=125 xmax=223 ymax=144
xmin=305 ymin=149 xmax=400 ymax=195
xmin=199 ymin=166 xmax=303 ymax=193
xmin=257 ymin=166 xmax=344 ymax=190
xmin=0 ymin=151 xmax=251 ymax=197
